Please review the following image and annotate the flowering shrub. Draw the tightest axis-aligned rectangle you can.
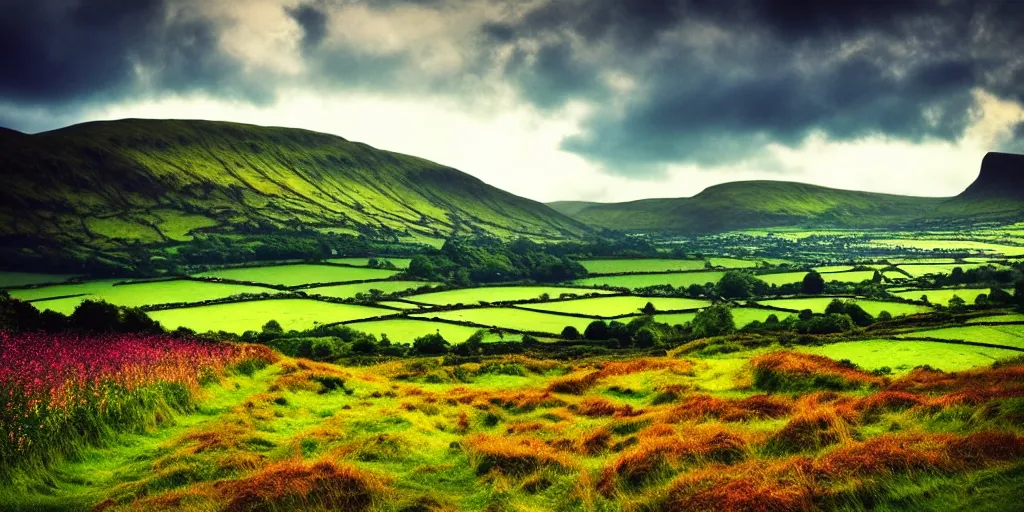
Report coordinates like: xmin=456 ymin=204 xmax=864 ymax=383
xmin=0 ymin=332 xmax=276 ymax=475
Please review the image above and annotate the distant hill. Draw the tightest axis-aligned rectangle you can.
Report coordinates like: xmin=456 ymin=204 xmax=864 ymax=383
xmin=0 ymin=119 xmax=587 ymax=269
xmin=550 ymin=153 xmax=1024 ymax=233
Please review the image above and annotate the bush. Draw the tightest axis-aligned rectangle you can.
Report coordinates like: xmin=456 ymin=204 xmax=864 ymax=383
xmin=584 ymin=320 xmax=609 ymax=340
xmin=412 ymin=333 xmax=450 ymax=355
xmin=560 ymin=325 xmax=582 ymax=340
xmin=691 ymin=304 xmax=734 ymax=338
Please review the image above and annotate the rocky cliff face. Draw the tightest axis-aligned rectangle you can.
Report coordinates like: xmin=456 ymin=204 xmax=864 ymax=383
xmin=959 ymin=152 xmax=1024 ymax=199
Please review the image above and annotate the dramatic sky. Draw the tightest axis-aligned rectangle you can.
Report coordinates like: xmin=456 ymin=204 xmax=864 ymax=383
xmin=2 ymin=0 xmax=1023 ymax=203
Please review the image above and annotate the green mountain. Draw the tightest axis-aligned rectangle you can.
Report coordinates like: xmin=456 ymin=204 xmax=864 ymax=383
xmin=0 ymin=119 xmax=587 ymax=269
xmin=550 ymin=153 xmax=1024 ymax=233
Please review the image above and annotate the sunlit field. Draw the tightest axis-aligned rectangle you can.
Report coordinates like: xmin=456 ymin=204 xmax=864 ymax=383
xmin=2 ymin=229 xmax=1024 ymax=511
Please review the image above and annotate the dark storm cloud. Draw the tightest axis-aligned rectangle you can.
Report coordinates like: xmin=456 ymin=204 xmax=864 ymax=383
xmin=287 ymin=3 xmax=329 ymax=52
xmin=483 ymin=0 xmax=1024 ymax=173
xmin=1 ymin=0 xmax=1021 ymax=170
xmin=0 ymin=0 xmax=270 ymax=130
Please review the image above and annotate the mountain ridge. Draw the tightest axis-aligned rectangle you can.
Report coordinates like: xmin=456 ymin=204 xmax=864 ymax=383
xmin=549 ymin=154 xmax=1024 ymax=233
xmin=0 ymin=118 xmax=588 ymax=270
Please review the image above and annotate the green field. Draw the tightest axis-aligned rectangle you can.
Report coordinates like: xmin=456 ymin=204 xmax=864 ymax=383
xmin=813 ymin=265 xmax=855 ymax=273
xmin=654 ymin=307 xmax=790 ymax=329
xmin=194 ymin=264 xmax=400 ymax=287
xmin=800 ymin=339 xmax=1021 ymax=373
xmin=756 ymin=272 xmax=807 ymax=286
xmin=12 ymin=279 xmax=277 ymax=313
xmin=708 ymin=257 xmax=759 ymax=269
xmin=756 ymin=297 xmax=932 ymax=316
xmin=376 ymin=301 xmax=423 ymax=310
xmin=574 ymin=271 xmax=725 ymax=289
xmin=412 ymin=307 xmax=598 ymax=335
xmin=967 ymin=313 xmax=1024 ymax=324
xmin=887 ymin=258 xmax=956 ymax=264
xmin=579 ymin=259 xmax=706 ymax=274
xmin=303 ymin=280 xmax=439 ymax=299
xmin=149 ymin=299 xmax=393 ymax=334
xmin=869 ymin=239 xmax=1024 ymax=256
xmin=406 ymin=286 xmax=611 ymax=305
xmin=343 ymin=319 xmax=515 ymax=344
xmin=890 ymin=288 xmax=991 ymax=306
xmin=758 ymin=270 xmax=878 ymax=285
xmin=897 ymin=263 xmax=991 ymax=278
xmin=0 ymin=271 xmax=77 ymax=288
xmin=522 ymin=296 xmax=709 ymax=317
xmin=823 ymin=270 xmax=878 ymax=283
xmin=897 ymin=325 xmax=1024 ymax=349
xmin=327 ymin=257 xmax=413 ymax=268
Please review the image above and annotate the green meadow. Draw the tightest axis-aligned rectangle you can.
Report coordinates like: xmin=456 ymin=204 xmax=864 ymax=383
xmin=755 ymin=297 xmax=932 ymax=316
xmin=578 ymin=258 xmax=706 ymax=274
xmin=412 ymin=307 xmax=597 ymax=335
xmin=890 ymin=288 xmax=991 ymax=306
xmin=897 ymin=263 xmax=992 ymax=278
xmin=195 ymin=264 xmax=400 ymax=287
xmin=574 ymin=271 xmax=725 ymax=289
xmin=149 ymin=299 xmax=393 ymax=334
xmin=798 ymin=339 xmax=1021 ymax=373
xmin=327 ymin=257 xmax=413 ymax=268
xmin=897 ymin=325 xmax=1024 ymax=349
xmin=405 ymin=286 xmax=611 ymax=305
xmin=303 ymin=281 xmax=440 ymax=299
xmin=342 ymin=319 xmax=502 ymax=344
xmin=523 ymin=295 xmax=709 ymax=317
xmin=12 ymin=279 xmax=277 ymax=313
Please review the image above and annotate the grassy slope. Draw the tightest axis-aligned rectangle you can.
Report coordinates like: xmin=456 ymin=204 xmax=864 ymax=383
xmin=0 ymin=119 xmax=587 ymax=255
xmin=7 ymin=348 xmax=1024 ymax=511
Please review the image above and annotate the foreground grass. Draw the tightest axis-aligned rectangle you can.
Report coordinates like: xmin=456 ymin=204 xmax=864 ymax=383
xmin=3 ymin=338 xmax=1023 ymax=511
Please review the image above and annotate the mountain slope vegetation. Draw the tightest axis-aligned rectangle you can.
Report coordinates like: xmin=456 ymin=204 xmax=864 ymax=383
xmin=0 ymin=119 xmax=587 ymax=269
xmin=550 ymin=153 xmax=1024 ymax=233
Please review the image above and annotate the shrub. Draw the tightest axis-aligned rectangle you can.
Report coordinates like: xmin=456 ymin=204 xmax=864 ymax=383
xmin=412 ymin=333 xmax=450 ymax=355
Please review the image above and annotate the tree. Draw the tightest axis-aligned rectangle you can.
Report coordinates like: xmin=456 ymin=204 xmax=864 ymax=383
xmin=691 ymin=304 xmax=735 ymax=338
xmin=798 ymin=309 xmax=814 ymax=321
xmin=948 ymin=294 xmax=967 ymax=312
xmin=607 ymin=321 xmax=631 ymax=346
xmin=825 ymin=299 xmax=873 ymax=327
xmin=70 ymin=300 xmax=122 ymax=333
xmin=560 ymin=325 xmax=582 ymax=340
xmin=632 ymin=326 xmax=662 ymax=348
xmin=350 ymin=334 xmax=379 ymax=355
xmin=877 ymin=310 xmax=893 ymax=321
xmin=641 ymin=302 xmax=657 ymax=315
xmin=584 ymin=320 xmax=609 ymax=340
xmin=871 ymin=270 xmax=883 ymax=284
xmin=413 ymin=332 xmax=450 ymax=355
xmin=765 ymin=314 xmax=780 ymax=325
xmin=1015 ymin=280 xmax=1024 ymax=308
xmin=262 ymin=319 xmax=284 ymax=335
xmin=989 ymin=287 xmax=1012 ymax=305
xmin=802 ymin=270 xmax=825 ymax=295
xmin=716 ymin=271 xmax=758 ymax=299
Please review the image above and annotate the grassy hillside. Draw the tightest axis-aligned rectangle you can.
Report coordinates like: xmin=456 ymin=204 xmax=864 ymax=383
xmin=553 ymin=181 xmax=950 ymax=232
xmin=0 ymin=119 xmax=587 ymax=269
xmin=552 ymin=156 xmax=1024 ymax=233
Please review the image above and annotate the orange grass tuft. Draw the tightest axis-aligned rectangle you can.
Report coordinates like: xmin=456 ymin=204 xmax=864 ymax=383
xmin=599 ymin=426 xmax=748 ymax=493
xmin=752 ymin=351 xmax=882 ymax=391
xmin=547 ymin=371 xmax=602 ymax=395
xmin=663 ymin=459 xmax=816 ymax=512
xmin=218 ymin=459 xmax=390 ymax=512
xmin=769 ymin=409 xmax=854 ymax=453
xmin=814 ymin=433 xmax=953 ymax=479
xmin=944 ymin=431 xmax=1024 ymax=468
xmin=466 ymin=434 xmax=574 ymax=476
xmin=664 ymin=393 xmax=794 ymax=423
